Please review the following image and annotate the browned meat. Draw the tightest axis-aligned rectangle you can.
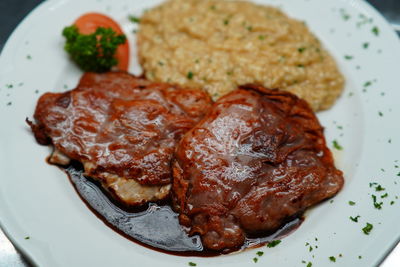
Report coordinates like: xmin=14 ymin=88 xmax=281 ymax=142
xmin=172 ymin=85 xmax=344 ymax=251
xmin=29 ymin=72 xmax=212 ymax=205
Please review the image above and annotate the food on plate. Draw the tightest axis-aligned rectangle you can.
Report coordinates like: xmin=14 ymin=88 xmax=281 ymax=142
xmin=28 ymin=0 xmax=347 ymax=254
xmin=172 ymin=85 xmax=344 ymax=250
xmin=63 ymin=13 xmax=129 ymax=72
xmin=137 ymin=0 xmax=344 ymax=111
xmin=28 ymin=72 xmax=212 ymax=205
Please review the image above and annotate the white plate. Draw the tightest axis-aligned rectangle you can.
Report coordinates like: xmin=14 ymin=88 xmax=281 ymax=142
xmin=1 ymin=0 xmax=400 ymax=266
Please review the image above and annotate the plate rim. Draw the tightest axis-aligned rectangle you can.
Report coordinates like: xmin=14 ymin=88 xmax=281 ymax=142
xmin=0 ymin=0 xmax=400 ymax=266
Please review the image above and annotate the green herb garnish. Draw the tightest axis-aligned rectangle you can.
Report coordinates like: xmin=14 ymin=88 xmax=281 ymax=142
xmin=267 ymin=240 xmax=281 ymax=248
xmin=62 ymin=25 xmax=126 ymax=72
xmin=372 ymin=26 xmax=379 ymax=36
xmin=369 ymin=182 xmax=377 ymax=188
xmin=372 ymin=195 xmax=383 ymax=209
xmin=187 ymin=71 xmax=194 ymax=80
xmin=344 ymin=55 xmax=353 ymax=60
xmin=129 ymin=15 xmax=141 ymax=23
xmin=256 ymin=251 xmax=264 ymax=256
xmin=298 ymin=47 xmax=306 ymax=53
xmin=350 ymin=215 xmax=360 ymax=222
xmin=362 ymin=223 xmax=373 ymax=235
xmin=342 ymin=14 xmax=350 ymax=21
xmin=188 ymin=262 xmax=197 ymax=266
xmin=333 ymin=140 xmax=343 ymax=150
xmin=348 ymin=201 xmax=356 ymax=206
xmin=329 ymin=256 xmax=336 ymax=262
xmin=364 ymin=81 xmax=372 ymax=87
xmin=375 ymin=185 xmax=385 ymax=191
xmin=253 ymin=257 xmax=258 ymax=263
xmin=340 ymin=9 xmax=351 ymax=21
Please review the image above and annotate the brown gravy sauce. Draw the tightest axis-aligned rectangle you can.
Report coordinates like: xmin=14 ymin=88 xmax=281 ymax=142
xmin=62 ymin=162 xmax=303 ymax=256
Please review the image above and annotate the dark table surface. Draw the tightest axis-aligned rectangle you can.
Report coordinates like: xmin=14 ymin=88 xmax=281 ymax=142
xmin=0 ymin=0 xmax=399 ymax=267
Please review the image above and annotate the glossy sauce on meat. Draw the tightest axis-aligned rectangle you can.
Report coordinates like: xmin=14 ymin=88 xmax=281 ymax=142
xmin=29 ymin=72 xmax=212 ymax=205
xmin=172 ymin=85 xmax=344 ymax=251
xmin=29 ymin=72 xmax=343 ymax=253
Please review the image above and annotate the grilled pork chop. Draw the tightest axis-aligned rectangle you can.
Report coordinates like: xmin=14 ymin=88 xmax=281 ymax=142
xmin=172 ymin=85 xmax=344 ymax=250
xmin=29 ymin=72 xmax=212 ymax=206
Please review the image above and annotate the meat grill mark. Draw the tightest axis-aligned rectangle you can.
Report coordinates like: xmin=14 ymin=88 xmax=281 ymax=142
xmin=172 ymin=84 xmax=344 ymax=251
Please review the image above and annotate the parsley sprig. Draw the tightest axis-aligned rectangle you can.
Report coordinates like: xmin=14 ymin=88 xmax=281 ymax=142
xmin=62 ymin=25 xmax=126 ymax=72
